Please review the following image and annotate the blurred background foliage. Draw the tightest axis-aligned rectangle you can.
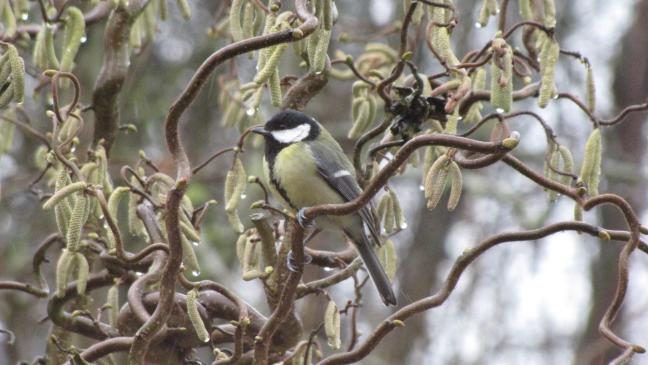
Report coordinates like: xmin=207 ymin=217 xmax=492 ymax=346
xmin=1 ymin=0 xmax=647 ymax=364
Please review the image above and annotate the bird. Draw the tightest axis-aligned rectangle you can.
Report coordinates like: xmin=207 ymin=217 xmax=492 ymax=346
xmin=252 ymin=109 xmax=397 ymax=306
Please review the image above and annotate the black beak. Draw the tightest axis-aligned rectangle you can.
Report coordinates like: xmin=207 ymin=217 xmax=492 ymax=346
xmin=251 ymin=126 xmax=270 ymax=136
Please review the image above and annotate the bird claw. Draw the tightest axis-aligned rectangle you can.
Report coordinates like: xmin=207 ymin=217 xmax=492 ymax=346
xmin=296 ymin=208 xmax=313 ymax=228
xmin=286 ymin=250 xmax=313 ymax=272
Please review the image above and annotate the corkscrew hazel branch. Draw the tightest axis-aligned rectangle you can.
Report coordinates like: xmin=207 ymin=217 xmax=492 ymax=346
xmin=126 ymin=3 xmax=320 ymax=363
xmin=44 ymin=70 xmax=81 ymax=126
xmin=127 ymin=182 xmax=187 ymax=364
xmin=92 ymin=0 xmax=155 ymax=153
xmin=4 ymin=0 xmax=648 ymax=363
xmin=316 ymin=221 xmax=646 ymax=365
xmin=253 ymin=219 xmax=305 ymax=365
xmin=302 ymin=134 xmax=516 ymax=222
xmin=165 ymin=0 xmax=318 ymax=182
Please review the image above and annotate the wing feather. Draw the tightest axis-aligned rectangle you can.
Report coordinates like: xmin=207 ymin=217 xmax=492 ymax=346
xmin=309 ymin=141 xmax=382 ymax=244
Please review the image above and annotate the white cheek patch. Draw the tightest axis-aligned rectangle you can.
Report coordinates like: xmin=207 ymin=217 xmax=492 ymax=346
xmin=333 ymin=170 xmax=351 ymax=178
xmin=271 ymin=124 xmax=311 ymax=144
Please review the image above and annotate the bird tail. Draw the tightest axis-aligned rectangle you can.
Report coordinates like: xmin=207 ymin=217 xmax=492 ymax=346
xmin=345 ymin=227 xmax=397 ymax=306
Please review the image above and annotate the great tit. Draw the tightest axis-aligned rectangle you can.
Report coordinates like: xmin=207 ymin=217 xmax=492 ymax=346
xmin=252 ymin=109 xmax=397 ymax=306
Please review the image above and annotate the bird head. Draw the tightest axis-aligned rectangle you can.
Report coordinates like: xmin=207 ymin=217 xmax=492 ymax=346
xmin=251 ymin=109 xmax=320 ymax=145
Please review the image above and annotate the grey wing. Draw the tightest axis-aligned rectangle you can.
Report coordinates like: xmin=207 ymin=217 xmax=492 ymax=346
xmin=309 ymin=142 xmax=382 ymax=244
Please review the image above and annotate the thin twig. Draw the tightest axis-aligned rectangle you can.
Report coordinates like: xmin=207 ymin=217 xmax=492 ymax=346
xmin=192 ymin=147 xmax=236 ymax=175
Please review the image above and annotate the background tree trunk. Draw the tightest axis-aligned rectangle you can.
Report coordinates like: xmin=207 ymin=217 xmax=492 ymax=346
xmin=574 ymin=0 xmax=648 ymax=363
xmin=374 ymin=205 xmax=451 ymax=364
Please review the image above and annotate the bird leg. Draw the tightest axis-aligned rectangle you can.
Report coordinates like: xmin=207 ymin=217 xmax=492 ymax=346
xmin=287 ymin=250 xmax=313 ymax=272
xmin=285 ymin=227 xmax=321 ymax=272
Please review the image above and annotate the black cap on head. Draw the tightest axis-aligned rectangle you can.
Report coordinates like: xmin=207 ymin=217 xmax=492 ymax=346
xmin=264 ymin=109 xmax=317 ymax=132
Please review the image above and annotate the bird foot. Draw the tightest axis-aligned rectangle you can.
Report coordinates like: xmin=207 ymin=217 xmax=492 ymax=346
xmin=296 ymin=208 xmax=313 ymax=228
xmin=287 ymin=250 xmax=313 ymax=272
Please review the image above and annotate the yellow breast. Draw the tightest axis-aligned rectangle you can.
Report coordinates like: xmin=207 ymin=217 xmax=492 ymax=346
xmin=264 ymin=144 xmax=347 ymax=226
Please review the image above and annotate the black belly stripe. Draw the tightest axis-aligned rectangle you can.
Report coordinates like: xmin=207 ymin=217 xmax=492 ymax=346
xmin=266 ymin=148 xmax=298 ymax=211
xmin=270 ymin=174 xmax=298 ymax=210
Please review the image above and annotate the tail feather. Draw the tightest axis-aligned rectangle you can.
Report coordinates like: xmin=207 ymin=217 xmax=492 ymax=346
xmin=346 ymin=228 xmax=397 ymax=306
